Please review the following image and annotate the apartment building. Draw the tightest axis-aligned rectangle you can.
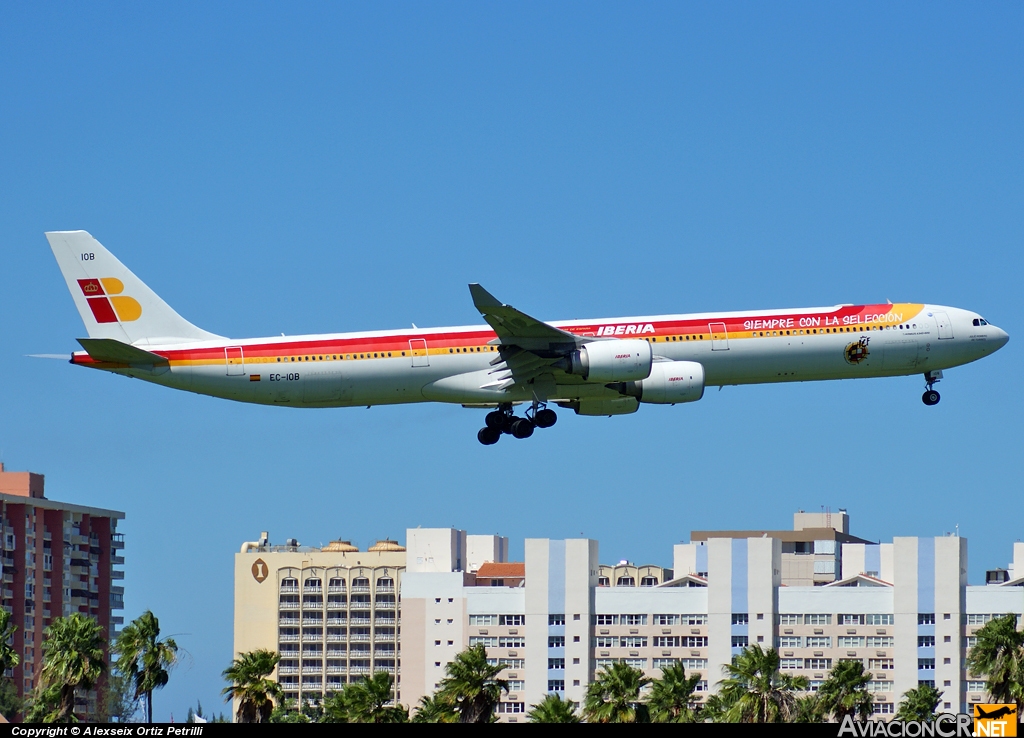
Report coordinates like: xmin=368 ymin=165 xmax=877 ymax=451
xmin=235 ymin=513 xmax=1024 ymax=721
xmin=0 ymin=464 xmax=125 ymax=712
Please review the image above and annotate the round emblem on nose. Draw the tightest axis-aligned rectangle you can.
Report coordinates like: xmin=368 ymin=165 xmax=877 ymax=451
xmin=252 ymin=558 xmax=268 ymax=583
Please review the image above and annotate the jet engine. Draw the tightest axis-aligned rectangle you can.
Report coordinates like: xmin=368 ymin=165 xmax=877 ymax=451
xmin=557 ymin=339 xmax=653 ymax=383
xmin=611 ymin=360 xmax=705 ymax=404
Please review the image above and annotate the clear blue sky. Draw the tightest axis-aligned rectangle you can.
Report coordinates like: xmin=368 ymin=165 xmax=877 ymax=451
xmin=1 ymin=2 xmax=1021 ymax=720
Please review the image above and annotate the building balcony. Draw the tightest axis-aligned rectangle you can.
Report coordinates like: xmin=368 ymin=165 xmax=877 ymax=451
xmin=302 ymin=619 xmax=324 ymax=627
xmin=375 ymin=585 xmax=395 ymax=594
xmin=349 ymin=666 xmax=370 ymax=675
xmin=350 ymin=634 xmax=371 ymax=643
xmin=326 ymin=666 xmax=347 ymax=675
xmin=280 ymin=586 xmax=299 ymax=594
xmin=350 ymin=617 xmax=371 ymax=626
xmin=279 ymin=619 xmax=300 ymax=627
xmin=326 ymin=617 xmax=346 ymax=625
xmin=111 ymin=570 xmax=124 ymax=580
xmin=375 ymin=617 xmax=396 ymax=626
xmin=374 ymin=634 xmax=396 ymax=643
xmin=278 ymin=666 xmax=299 ymax=675
xmin=374 ymin=602 xmax=396 ymax=610
xmin=326 ymin=635 xmax=346 ymax=643
xmin=279 ymin=602 xmax=299 ymax=611
xmin=111 ymin=534 xmax=125 ymax=549
xmin=301 ymin=634 xmax=323 ymax=643
xmin=303 ymin=587 xmax=323 ymax=594
xmin=373 ymin=664 xmax=396 ymax=674
xmin=301 ymin=667 xmax=322 ymax=675
xmin=328 ymin=586 xmax=346 ymax=594
xmin=351 ymin=585 xmax=370 ymax=594
xmin=279 ymin=635 xmax=300 ymax=643
xmin=302 ymin=602 xmax=322 ymax=610
xmin=111 ymin=555 xmax=125 ymax=566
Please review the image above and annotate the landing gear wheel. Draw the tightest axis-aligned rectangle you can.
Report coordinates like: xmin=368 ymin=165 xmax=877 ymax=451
xmin=485 ymin=410 xmax=505 ymax=430
xmin=511 ymin=418 xmax=535 ymax=439
xmin=922 ymin=390 xmax=940 ymax=406
xmin=477 ymin=427 xmax=501 ymax=445
xmin=533 ymin=408 xmax=557 ymax=428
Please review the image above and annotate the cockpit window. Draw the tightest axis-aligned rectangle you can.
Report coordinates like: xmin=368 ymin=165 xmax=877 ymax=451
xmin=974 ymin=318 xmax=989 ymax=326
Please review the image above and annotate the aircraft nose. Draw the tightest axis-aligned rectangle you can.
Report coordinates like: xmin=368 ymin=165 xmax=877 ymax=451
xmin=994 ymin=326 xmax=1010 ymax=349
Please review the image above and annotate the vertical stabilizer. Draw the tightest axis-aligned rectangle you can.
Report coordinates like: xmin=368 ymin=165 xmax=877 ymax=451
xmin=46 ymin=231 xmax=222 ymax=345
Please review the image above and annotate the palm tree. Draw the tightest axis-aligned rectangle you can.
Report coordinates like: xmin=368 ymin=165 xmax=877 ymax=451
xmin=0 ymin=609 xmax=19 ymax=676
xmin=340 ymin=671 xmax=408 ymax=723
xmin=792 ymin=693 xmax=826 ymax=723
xmin=221 ymin=649 xmax=282 ymax=723
xmin=647 ymin=662 xmax=701 ymax=722
xmin=966 ymin=613 xmax=1024 ymax=712
xmin=817 ymin=660 xmax=873 ymax=722
xmin=114 ymin=610 xmax=178 ymax=723
xmin=583 ymin=662 xmax=651 ymax=723
xmin=527 ymin=693 xmax=580 ymax=723
xmin=411 ymin=693 xmax=459 ymax=723
xmin=39 ymin=612 xmax=108 ymax=722
xmin=717 ymin=645 xmax=808 ymax=723
xmin=436 ymin=643 xmax=508 ymax=723
xmin=896 ymin=684 xmax=942 ymax=721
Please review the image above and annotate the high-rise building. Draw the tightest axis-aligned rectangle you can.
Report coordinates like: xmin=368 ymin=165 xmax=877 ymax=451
xmin=0 ymin=464 xmax=125 ymax=714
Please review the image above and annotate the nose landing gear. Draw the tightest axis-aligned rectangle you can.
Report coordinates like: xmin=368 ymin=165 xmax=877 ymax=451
xmin=922 ymin=370 xmax=943 ymax=406
xmin=477 ymin=401 xmax=557 ymax=445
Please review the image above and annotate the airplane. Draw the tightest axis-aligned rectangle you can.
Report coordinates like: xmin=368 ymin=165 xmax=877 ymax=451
xmin=46 ymin=231 xmax=1009 ymax=445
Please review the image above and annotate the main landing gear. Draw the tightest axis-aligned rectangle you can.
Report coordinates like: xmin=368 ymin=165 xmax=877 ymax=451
xmin=922 ymin=370 xmax=943 ymax=406
xmin=477 ymin=401 xmax=557 ymax=445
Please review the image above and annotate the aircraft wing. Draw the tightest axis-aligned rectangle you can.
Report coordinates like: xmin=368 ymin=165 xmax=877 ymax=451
xmin=469 ymin=284 xmax=587 ymax=395
xmin=77 ymin=338 xmax=169 ymax=366
xmin=469 ymin=284 xmax=582 ymax=353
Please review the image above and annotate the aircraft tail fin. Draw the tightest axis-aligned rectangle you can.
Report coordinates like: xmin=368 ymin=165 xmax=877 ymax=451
xmin=46 ymin=231 xmax=223 ymax=345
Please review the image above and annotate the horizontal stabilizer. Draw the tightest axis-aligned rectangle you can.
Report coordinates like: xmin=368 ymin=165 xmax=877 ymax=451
xmin=77 ymin=338 xmax=169 ymax=366
xmin=26 ymin=354 xmax=73 ymax=360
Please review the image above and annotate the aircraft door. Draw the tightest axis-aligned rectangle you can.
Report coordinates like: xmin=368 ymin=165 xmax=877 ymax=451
xmin=225 ymin=346 xmax=245 ymax=375
xmin=409 ymin=338 xmax=429 ymax=367
xmin=934 ymin=311 xmax=953 ymax=339
xmin=709 ymin=322 xmax=729 ymax=351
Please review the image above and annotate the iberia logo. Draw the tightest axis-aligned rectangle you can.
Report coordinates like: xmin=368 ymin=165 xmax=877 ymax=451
xmin=975 ymin=704 xmax=1017 ymax=736
xmin=844 ymin=337 xmax=870 ymax=365
xmin=77 ymin=278 xmax=142 ymax=323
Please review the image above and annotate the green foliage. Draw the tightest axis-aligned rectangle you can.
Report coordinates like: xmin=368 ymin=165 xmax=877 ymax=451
xmin=98 ymin=670 xmax=140 ymax=723
xmin=38 ymin=613 xmax=108 ymax=723
xmin=114 ymin=610 xmax=178 ymax=723
xmin=717 ymin=645 xmax=808 ymax=723
xmin=527 ymin=693 xmax=580 ymax=723
xmin=817 ymin=659 xmax=873 ymax=722
xmin=646 ymin=662 xmax=701 ymax=723
xmin=966 ymin=613 xmax=1024 ymax=711
xmin=269 ymin=698 xmax=312 ymax=723
xmin=584 ymin=661 xmax=651 ymax=723
xmin=0 ymin=679 xmax=23 ymax=722
xmin=0 ymin=609 xmax=20 ymax=675
xmin=320 ymin=672 xmax=407 ymax=723
xmin=791 ymin=694 xmax=826 ymax=723
xmin=435 ymin=644 xmax=508 ymax=723
xmin=411 ymin=693 xmax=459 ymax=723
xmin=221 ymin=649 xmax=282 ymax=723
xmin=896 ymin=684 xmax=943 ymax=722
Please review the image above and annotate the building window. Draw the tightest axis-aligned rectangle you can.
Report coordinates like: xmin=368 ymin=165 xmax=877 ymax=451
xmin=469 ymin=637 xmax=497 ymax=648
xmin=506 ymin=680 xmax=525 ymax=692
xmin=918 ymin=659 xmax=935 ymax=670
xmin=732 ymin=636 xmax=748 ymax=648
xmin=777 ymin=636 xmax=802 ymax=649
xmin=595 ymin=636 xmax=617 ymax=648
xmin=806 ymin=636 xmax=831 ymax=649
xmin=840 ymin=614 xmax=865 ymax=625
xmin=918 ymin=680 xmax=935 ymax=688
xmin=470 ymin=614 xmax=497 ymax=626
xmin=838 ymin=637 xmax=864 ymax=648
xmin=967 ymin=681 xmax=987 ymax=692
xmin=548 ymin=636 xmax=565 ymax=648
xmin=549 ymin=614 xmax=565 ymax=626
xmin=621 ymin=637 xmax=647 ymax=648
xmin=873 ymin=703 xmax=894 ymax=715
xmin=804 ymin=614 xmax=832 ymax=625
xmin=967 ymin=614 xmax=993 ymax=625
xmin=918 ymin=636 xmax=936 ymax=648
xmin=496 ymin=702 xmax=525 ymax=714
xmin=623 ymin=658 xmax=646 ymax=669
xmin=682 ymin=637 xmax=708 ymax=648
xmin=866 ymin=637 xmax=894 ymax=648
xmin=616 ymin=576 xmax=635 ymax=587
xmin=779 ymin=614 xmax=801 ymax=625
xmin=640 ymin=576 xmax=659 ymax=587
xmin=805 ymin=658 xmax=832 ymax=670
xmin=500 ymin=615 xmax=525 ymax=626
xmin=868 ymin=659 xmax=894 ymax=671
xmin=683 ymin=614 xmax=708 ymax=625
xmin=866 ymin=614 xmax=894 ymax=625
xmin=918 ymin=613 xmax=936 ymax=625
xmin=598 ymin=577 xmax=610 ymax=587
xmin=499 ymin=637 xmax=525 ymax=648
xmin=548 ymin=658 xmax=565 ymax=670
xmin=595 ymin=615 xmax=619 ymax=626
xmin=547 ymin=680 xmax=565 ymax=692
xmin=621 ymin=614 xmax=647 ymax=626
xmin=653 ymin=636 xmax=679 ymax=648
xmin=654 ymin=614 xmax=679 ymax=625
xmin=780 ymin=659 xmax=803 ymax=670
xmin=732 ymin=613 xmax=749 ymax=625
xmin=867 ymin=681 xmax=894 ymax=692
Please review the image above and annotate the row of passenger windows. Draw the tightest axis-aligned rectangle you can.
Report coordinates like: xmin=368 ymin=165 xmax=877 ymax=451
xmin=262 ymin=321 xmax=918 ymax=361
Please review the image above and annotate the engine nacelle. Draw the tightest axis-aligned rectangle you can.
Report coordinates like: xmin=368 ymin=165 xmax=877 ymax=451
xmin=619 ymin=360 xmax=705 ymax=404
xmin=559 ymin=339 xmax=653 ymax=383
